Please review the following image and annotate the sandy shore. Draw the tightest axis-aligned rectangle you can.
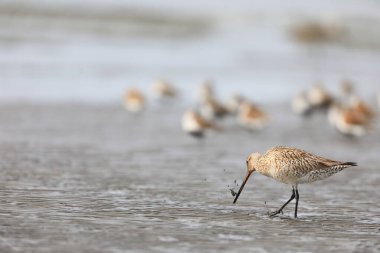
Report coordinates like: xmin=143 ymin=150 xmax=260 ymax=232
xmin=0 ymin=102 xmax=379 ymax=252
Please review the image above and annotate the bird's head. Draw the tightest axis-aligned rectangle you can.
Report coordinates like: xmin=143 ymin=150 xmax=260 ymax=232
xmin=233 ymin=152 xmax=261 ymax=204
xmin=246 ymin=153 xmax=260 ymax=173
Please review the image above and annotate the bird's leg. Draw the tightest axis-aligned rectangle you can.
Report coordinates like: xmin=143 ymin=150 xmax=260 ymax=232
xmin=294 ymin=189 xmax=299 ymax=218
xmin=269 ymin=188 xmax=295 ymax=217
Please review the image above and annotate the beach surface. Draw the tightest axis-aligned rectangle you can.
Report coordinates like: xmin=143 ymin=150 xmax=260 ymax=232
xmin=0 ymin=102 xmax=378 ymax=252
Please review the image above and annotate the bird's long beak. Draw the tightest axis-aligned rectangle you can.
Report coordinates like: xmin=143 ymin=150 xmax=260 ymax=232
xmin=233 ymin=170 xmax=253 ymax=204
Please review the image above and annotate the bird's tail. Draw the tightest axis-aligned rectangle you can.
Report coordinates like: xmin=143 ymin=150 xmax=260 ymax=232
xmin=329 ymin=162 xmax=357 ymax=171
xmin=341 ymin=162 xmax=357 ymax=167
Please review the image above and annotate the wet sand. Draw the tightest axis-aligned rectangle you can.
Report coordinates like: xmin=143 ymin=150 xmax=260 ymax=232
xmin=0 ymin=103 xmax=379 ymax=252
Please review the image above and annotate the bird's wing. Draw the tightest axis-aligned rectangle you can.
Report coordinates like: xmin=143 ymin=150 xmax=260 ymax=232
xmin=247 ymin=106 xmax=266 ymax=118
xmin=268 ymin=147 xmax=355 ymax=177
xmin=356 ymin=101 xmax=374 ymax=118
xmin=343 ymin=110 xmax=369 ymax=125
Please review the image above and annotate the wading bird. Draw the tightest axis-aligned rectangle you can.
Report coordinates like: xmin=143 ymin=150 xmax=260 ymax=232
xmin=233 ymin=146 xmax=357 ymax=218
xmin=237 ymin=102 xmax=269 ymax=130
xmin=181 ymin=110 xmax=219 ymax=138
xmin=307 ymin=84 xmax=333 ymax=109
xmin=123 ymin=88 xmax=145 ymax=113
xmin=200 ymin=97 xmax=229 ymax=120
xmin=328 ymin=104 xmax=372 ymax=137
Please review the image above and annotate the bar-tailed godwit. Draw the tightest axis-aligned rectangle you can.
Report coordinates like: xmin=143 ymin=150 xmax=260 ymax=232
xmin=233 ymin=146 xmax=357 ymax=218
xmin=123 ymin=88 xmax=145 ymax=113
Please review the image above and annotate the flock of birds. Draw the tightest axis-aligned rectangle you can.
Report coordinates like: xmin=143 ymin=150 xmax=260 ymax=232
xmin=292 ymin=81 xmax=377 ymax=137
xmin=123 ymin=80 xmax=379 ymax=138
xmin=123 ymin=80 xmax=269 ymax=138
xmin=122 ymin=80 xmax=374 ymax=217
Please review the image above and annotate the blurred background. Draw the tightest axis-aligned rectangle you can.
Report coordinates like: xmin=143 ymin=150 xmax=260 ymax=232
xmin=1 ymin=0 xmax=380 ymax=104
xmin=1 ymin=1 xmax=380 ymax=252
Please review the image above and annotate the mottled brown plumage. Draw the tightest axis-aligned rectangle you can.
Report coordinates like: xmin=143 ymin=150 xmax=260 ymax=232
xmin=233 ymin=146 xmax=357 ymax=217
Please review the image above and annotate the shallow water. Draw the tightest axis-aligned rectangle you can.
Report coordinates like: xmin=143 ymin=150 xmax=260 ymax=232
xmin=0 ymin=103 xmax=379 ymax=252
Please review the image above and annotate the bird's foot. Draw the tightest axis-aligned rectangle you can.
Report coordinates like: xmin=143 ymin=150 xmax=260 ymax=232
xmin=268 ymin=209 xmax=283 ymax=217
